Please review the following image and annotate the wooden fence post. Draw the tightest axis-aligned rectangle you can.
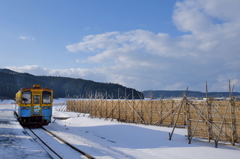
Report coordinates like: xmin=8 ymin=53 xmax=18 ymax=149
xmin=169 ymin=95 xmax=186 ymax=140
xmin=229 ymin=80 xmax=236 ymax=146
xmin=206 ymin=82 xmax=213 ymax=142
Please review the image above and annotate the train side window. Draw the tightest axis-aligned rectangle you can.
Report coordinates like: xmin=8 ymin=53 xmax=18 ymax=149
xmin=42 ymin=91 xmax=51 ymax=104
xmin=22 ymin=91 xmax=31 ymax=104
xmin=34 ymin=95 xmax=40 ymax=104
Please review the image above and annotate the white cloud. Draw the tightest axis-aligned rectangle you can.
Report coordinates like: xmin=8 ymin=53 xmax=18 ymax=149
xmin=5 ymin=65 xmax=109 ymax=85
xmin=18 ymin=36 xmax=35 ymax=40
xmin=8 ymin=0 xmax=240 ymax=92
xmin=6 ymin=65 xmax=49 ymax=75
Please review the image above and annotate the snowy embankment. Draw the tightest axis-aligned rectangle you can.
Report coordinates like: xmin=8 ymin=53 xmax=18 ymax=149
xmin=49 ymin=99 xmax=240 ymax=159
xmin=0 ymin=99 xmax=240 ymax=159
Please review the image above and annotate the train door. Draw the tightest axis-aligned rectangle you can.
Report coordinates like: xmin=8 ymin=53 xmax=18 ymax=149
xmin=32 ymin=93 xmax=42 ymax=116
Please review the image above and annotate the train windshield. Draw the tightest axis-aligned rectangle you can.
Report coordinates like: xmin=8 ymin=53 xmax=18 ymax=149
xmin=22 ymin=91 xmax=31 ymax=104
xmin=42 ymin=91 xmax=51 ymax=104
xmin=34 ymin=95 xmax=40 ymax=104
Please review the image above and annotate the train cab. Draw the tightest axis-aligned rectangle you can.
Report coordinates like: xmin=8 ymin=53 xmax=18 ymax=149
xmin=15 ymin=84 xmax=53 ymax=126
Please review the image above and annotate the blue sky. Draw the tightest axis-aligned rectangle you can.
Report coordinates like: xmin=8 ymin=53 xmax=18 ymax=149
xmin=1 ymin=0 xmax=240 ymax=92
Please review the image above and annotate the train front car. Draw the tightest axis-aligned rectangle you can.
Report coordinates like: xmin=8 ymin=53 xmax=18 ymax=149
xmin=15 ymin=84 xmax=53 ymax=127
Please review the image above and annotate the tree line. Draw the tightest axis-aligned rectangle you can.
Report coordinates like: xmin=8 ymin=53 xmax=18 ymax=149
xmin=143 ymin=90 xmax=240 ymax=99
xmin=0 ymin=68 xmax=143 ymax=99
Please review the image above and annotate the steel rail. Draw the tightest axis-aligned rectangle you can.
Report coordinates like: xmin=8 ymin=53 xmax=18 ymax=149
xmin=41 ymin=127 xmax=95 ymax=159
xmin=27 ymin=128 xmax=63 ymax=159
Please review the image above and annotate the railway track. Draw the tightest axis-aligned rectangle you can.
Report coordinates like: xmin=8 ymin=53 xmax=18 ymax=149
xmin=24 ymin=127 xmax=94 ymax=159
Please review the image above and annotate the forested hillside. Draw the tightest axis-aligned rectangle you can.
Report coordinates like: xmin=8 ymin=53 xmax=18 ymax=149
xmin=0 ymin=69 xmax=143 ymax=99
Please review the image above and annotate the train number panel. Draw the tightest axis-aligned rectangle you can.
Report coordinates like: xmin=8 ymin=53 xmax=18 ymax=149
xmin=15 ymin=84 xmax=53 ymax=127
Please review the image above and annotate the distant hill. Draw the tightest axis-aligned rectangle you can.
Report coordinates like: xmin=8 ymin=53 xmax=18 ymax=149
xmin=143 ymin=90 xmax=240 ymax=99
xmin=0 ymin=68 xmax=143 ymax=99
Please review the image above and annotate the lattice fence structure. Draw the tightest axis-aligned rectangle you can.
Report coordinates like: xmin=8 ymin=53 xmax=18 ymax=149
xmin=186 ymin=99 xmax=240 ymax=147
xmin=66 ymin=97 xmax=240 ymax=146
xmin=66 ymin=98 xmax=187 ymax=127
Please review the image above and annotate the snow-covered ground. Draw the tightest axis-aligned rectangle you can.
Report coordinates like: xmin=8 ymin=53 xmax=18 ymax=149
xmin=0 ymin=100 xmax=51 ymax=159
xmin=1 ymin=99 xmax=240 ymax=159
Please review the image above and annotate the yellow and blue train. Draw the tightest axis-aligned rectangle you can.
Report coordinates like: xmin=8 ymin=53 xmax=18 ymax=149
xmin=15 ymin=84 xmax=53 ymax=126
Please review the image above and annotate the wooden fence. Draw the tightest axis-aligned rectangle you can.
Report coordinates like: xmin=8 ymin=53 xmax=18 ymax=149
xmin=186 ymin=99 xmax=240 ymax=147
xmin=66 ymin=98 xmax=186 ymax=126
xmin=66 ymin=97 xmax=240 ymax=146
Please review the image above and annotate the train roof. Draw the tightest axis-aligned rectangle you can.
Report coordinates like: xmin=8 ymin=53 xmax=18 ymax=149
xmin=19 ymin=84 xmax=52 ymax=92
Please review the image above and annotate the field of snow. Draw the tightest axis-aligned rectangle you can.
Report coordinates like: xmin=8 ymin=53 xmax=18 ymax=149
xmin=0 ymin=99 xmax=240 ymax=158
